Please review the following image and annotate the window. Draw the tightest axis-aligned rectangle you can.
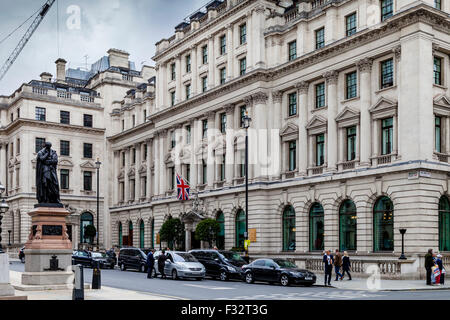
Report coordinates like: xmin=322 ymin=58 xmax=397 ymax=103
xmin=288 ymin=41 xmax=297 ymax=61
xmin=10 ymin=113 xmax=13 ymax=122
xmin=346 ymin=126 xmax=356 ymax=161
xmin=186 ymin=125 xmax=191 ymax=144
xmin=202 ymin=76 xmax=208 ymax=92
xmin=316 ymin=134 xmax=325 ymax=166
xmin=202 ymin=120 xmax=208 ymax=139
xmin=346 ymin=12 xmax=357 ymax=36
xmin=60 ymin=111 xmax=70 ymax=124
xmin=35 ymin=107 xmax=46 ymax=121
xmin=239 ymin=24 xmax=247 ymax=45
xmin=373 ymin=196 xmax=394 ymax=252
xmin=339 ymin=200 xmax=357 ymax=251
xmin=380 ymin=59 xmax=394 ymax=89
xmin=16 ymin=139 xmax=20 ymax=155
xmin=235 ymin=209 xmax=246 ymax=248
xmin=35 ymin=138 xmax=45 ymax=153
xmin=83 ymin=143 xmax=93 ymax=159
xmin=439 ymin=196 xmax=450 ymax=251
xmin=185 ymin=84 xmax=191 ymax=100
xmin=132 ymin=115 xmax=136 ymax=127
xmin=171 ymin=63 xmax=176 ymax=80
xmin=122 ymin=152 xmax=125 ymax=167
xmin=185 ymin=55 xmax=191 ymax=73
xmin=143 ymin=144 xmax=148 ymax=160
xmin=139 ymin=220 xmax=145 ymax=249
xmin=121 ymin=120 xmax=124 ymax=131
xmin=170 ymin=91 xmax=176 ymax=106
xmin=216 ymin=212 xmax=225 ymax=250
xmin=289 ymin=141 xmax=296 ymax=171
xmin=83 ymin=114 xmax=93 ymax=128
xmin=220 ymin=154 xmax=225 ymax=181
xmin=434 ymin=57 xmax=442 ymax=86
xmin=435 ymin=0 xmax=442 ymax=10
xmin=80 ymin=212 xmax=94 ymax=244
xmin=132 ymin=148 xmax=136 ymax=164
xmin=309 ymin=203 xmax=324 ymax=251
xmin=220 ymin=35 xmax=226 ymax=55
xmin=381 ymin=0 xmax=393 ymax=21
xmin=220 ymin=67 xmax=226 ymax=84
xmin=130 ymin=179 xmax=135 ymax=199
xmin=240 ymin=106 xmax=247 ymax=128
xmin=202 ymin=160 xmax=207 ymax=184
xmin=60 ymin=169 xmax=69 ymax=190
xmin=171 ymin=132 xmax=175 ymax=149
xmin=315 ymin=82 xmax=325 ymax=108
xmin=60 ymin=140 xmax=70 ymax=156
xmin=381 ymin=118 xmax=393 ymax=155
xmin=346 ymin=71 xmax=357 ymax=99
xmin=239 ymin=57 xmax=246 ymax=76
xmin=170 ymin=167 xmax=175 ymax=190
xmin=435 ymin=116 xmax=442 ymax=153
xmin=288 ymin=92 xmax=297 ymax=116
xmin=220 ymin=113 xmax=227 ymax=133
xmin=202 ymin=45 xmax=208 ymax=64
xmin=283 ymin=206 xmax=296 ymax=251
xmin=17 ymin=108 xmax=20 ymax=119
xmin=143 ymin=109 xmax=147 ymax=122
xmin=186 ymin=164 xmax=190 ymax=183
xmin=315 ymin=28 xmax=325 ymax=49
xmin=83 ymin=171 xmax=92 ymax=191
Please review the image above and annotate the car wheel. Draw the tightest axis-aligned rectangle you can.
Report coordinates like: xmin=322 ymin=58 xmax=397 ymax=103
xmin=280 ymin=274 xmax=290 ymax=287
xmin=172 ymin=269 xmax=178 ymax=280
xmin=219 ymin=271 xmax=228 ymax=281
xmin=139 ymin=264 xmax=145 ymax=273
xmin=245 ymin=272 xmax=254 ymax=284
xmin=120 ymin=263 xmax=126 ymax=271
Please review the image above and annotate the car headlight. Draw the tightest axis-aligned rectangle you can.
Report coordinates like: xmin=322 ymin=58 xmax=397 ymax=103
xmin=226 ymin=266 xmax=235 ymax=272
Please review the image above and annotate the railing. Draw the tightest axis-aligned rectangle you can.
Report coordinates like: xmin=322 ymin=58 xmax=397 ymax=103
xmin=122 ymin=74 xmax=134 ymax=82
xmin=32 ymin=87 xmax=48 ymax=95
xmin=57 ymin=91 xmax=72 ymax=99
xmin=80 ymin=95 xmax=94 ymax=103
xmin=284 ymin=8 xmax=299 ymax=23
xmin=311 ymin=0 xmax=327 ymax=9
xmin=306 ymin=258 xmax=401 ymax=276
xmin=377 ymin=154 xmax=392 ymax=165
xmin=216 ymin=1 xmax=227 ymax=14
xmin=342 ymin=161 xmax=356 ymax=170
xmin=436 ymin=153 xmax=449 ymax=163
xmin=285 ymin=171 xmax=296 ymax=179
xmin=311 ymin=166 xmax=324 ymax=175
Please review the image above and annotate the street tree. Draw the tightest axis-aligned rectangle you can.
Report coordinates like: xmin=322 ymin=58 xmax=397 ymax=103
xmin=195 ymin=218 xmax=220 ymax=248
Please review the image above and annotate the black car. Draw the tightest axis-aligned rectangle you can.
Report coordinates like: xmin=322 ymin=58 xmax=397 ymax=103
xmin=189 ymin=249 xmax=245 ymax=281
xmin=72 ymin=250 xmax=115 ymax=269
xmin=19 ymin=247 xmax=25 ymax=263
xmin=118 ymin=247 xmax=148 ymax=272
xmin=242 ymin=258 xmax=316 ymax=287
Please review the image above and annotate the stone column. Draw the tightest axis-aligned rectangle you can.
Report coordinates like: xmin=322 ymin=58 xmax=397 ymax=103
xmin=225 ymin=104 xmax=235 ymax=186
xmin=226 ymin=24 xmax=234 ymax=80
xmin=252 ymin=5 xmax=266 ymax=68
xmin=191 ymin=45 xmax=198 ymax=95
xmin=113 ymin=151 xmax=120 ymax=205
xmin=297 ymin=81 xmax=309 ymax=176
xmin=0 ymin=143 xmax=6 ymax=188
xmin=174 ymin=125 xmax=183 ymax=179
xmin=251 ymin=92 xmax=269 ymax=180
xmin=124 ymin=148 xmax=130 ymax=203
xmin=338 ymin=128 xmax=345 ymax=163
xmin=271 ymin=91 xmax=283 ymax=179
xmin=325 ymin=7 xmax=338 ymax=45
xmin=208 ymin=35 xmax=215 ymax=89
xmin=146 ymin=139 xmax=152 ymax=200
xmin=161 ymin=63 xmax=168 ymax=108
xmin=246 ymin=11 xmax=253 ymax=70
xmin=153 ymin=133 xmax=160 ymax=197
xmin=357 ymin=58 xmax=373 ymax=166
xmin=393 ymin=45 xmax=401 ymax=158
xmin=373 ymin=120 xmax=379 ymax=159
xmin=324 ymin=71 xmax=339 ymax=172
xmin=190 ymin=119 xmax=198 ymax=188
xmin=175 ymin=55 xmax=181 ymax=103
xmin=297 ymin=21 xmax=307 ymax=56
xmin=185 ymin=225 xmax=192 ymax=251
xmin=159 ymin=131 xmax=167 ymax=195
xmin=135 ymin=143 xmax=141 ymax=201
xmin=155 ymin=64 xmax=161 ymax=110
xmin=206 ymin=112 xmax=216 ymax=189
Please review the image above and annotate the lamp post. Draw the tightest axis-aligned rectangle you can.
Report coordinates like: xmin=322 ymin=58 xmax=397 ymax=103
xmin=95 ymin=158 xmax=102 ymax=248
xmin=399 ymin=228 xmax=407 ymax=260
xmin=0 ymin=182 xmax=9 ymax=254
xmin=243 ymin=110 xmax=252 ymax=259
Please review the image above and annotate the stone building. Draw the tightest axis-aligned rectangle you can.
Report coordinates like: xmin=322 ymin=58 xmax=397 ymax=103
xmin=108 ymin=0 xmax=450 ymax=279
xmin=0 ymin=49 xmax=154 ymax=250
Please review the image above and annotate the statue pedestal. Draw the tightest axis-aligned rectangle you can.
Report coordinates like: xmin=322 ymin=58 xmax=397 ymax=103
xmin=22 ymin=206 xmax=73 ymax=287
xmin=0 ymin=253 xmax=15 ymax=297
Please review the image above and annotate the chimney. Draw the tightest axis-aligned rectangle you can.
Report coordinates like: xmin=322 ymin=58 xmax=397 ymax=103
xmin=55 ymin=58 xmax=67 ymax=82
xmin=40 ymin=72 xmax=52 ymax=82
xmin=107 ymin=49 xmax=130 ymax=69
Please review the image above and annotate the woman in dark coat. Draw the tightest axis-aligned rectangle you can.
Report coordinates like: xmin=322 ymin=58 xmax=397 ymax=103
xmin=342 ymin=251 xmax=352 ymax=280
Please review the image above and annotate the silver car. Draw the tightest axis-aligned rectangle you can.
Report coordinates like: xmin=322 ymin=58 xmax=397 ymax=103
xmin=153 ymin=251 xmax=205 ymax=280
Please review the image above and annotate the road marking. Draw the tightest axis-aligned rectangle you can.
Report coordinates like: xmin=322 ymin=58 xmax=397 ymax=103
xmin=184 ymin=284 xmax=235 ymax=290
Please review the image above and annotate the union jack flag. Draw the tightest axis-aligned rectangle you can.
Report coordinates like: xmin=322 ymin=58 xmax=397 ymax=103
xmin=176 ymin=174 xmax=190 ymax=201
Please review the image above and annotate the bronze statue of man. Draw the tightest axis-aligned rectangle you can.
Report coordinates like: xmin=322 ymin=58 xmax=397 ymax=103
xmin=36 ymin=142 xmax=61 ymax=204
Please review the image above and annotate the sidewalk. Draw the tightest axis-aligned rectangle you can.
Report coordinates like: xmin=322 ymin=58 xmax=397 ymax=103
xmin=315 ymin=275 xmax=450 ymax=291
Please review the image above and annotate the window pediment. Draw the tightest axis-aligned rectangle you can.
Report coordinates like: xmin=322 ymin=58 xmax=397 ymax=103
xmin=127 ymin=167 xmax=135 ymax=177
xmin=118 ymin=169 xmax=124 ymax=180
xmin=59 ymin=159 xmax=74 ymax=168
xmin=80 ymin=161 xmax=95 ymax=169
xmin=306 ymin=115 xmax=327 ymax=135
xmin=138 ymin=164 xmax=147 ymax=174
xmin=369 ymin=97 xmax=397 ymax=120
xmin=434 ymin=94 xmax=450 ymax=117
xmin=336 ymin=106 xmax=360 ymax=128
xmin=280 ymin=122 xmax=299 ymax=142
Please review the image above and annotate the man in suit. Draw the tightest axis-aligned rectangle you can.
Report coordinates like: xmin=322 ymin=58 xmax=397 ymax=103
xmin=146 ymin=249 xmax=155 ymax=279
xmin=424 ymin=248 xmax=434 ymax=285
xmin=323 ymin=250 xmax=334 ymax=286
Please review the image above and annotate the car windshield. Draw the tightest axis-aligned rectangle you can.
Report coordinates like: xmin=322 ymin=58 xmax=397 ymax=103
xmin=91 ymin=252 xmax=106 ymax=258
xmin=173 ymin=253 xmax=198 ymax=262
xmin=220 ymin=251 xmax=245 ymax=262
xmin=273 ymin=259 xmax=297 ymax=268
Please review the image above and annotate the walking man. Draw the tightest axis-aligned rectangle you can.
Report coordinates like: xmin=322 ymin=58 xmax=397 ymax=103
xmin=334 ymin=249 xmax=344 ymax=281
xmin=342 ymin=251 xmax=352 ymax=280
xmin=425 ymin=248 xmax=434 ymax=285
xmin=146 ymin=249 xmax=155 ymax=279
xmin=158 ymin=249 xmax=168 ymax=279
xmin=323 ymin=250 xmax=333 ymax=286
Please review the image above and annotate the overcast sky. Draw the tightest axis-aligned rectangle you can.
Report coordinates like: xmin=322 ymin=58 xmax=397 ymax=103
xmin=0 ymin=0 xmax=207 ymax=95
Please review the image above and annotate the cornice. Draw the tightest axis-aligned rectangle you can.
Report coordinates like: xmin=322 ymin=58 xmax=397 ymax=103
xmin=1 ymin=119 xmax=106 ymax=135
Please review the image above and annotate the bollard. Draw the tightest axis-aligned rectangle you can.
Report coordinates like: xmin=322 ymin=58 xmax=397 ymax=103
xmin=72 ymin=264 xmax=84 ymax=300
xmin=92 ymin=260 xmax=101 ymax=289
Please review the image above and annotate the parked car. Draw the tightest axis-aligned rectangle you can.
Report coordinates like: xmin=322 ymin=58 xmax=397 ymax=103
xmin=72 ymin=250 xmax=115 ymax=269
xmin=153 ymin=251 xmax=205 ymax=280
xmin=242 ymin=258 xmax=316 ymax=287
xmin=91 ymin=252 xmax=115 ymax=269
xmin=118 ymin=247 xmax=148 ymax=272
xmin=19 ymin=247 xmax=25 ymax=263
xmin=189 ymin=249 xmax=245 ymax=281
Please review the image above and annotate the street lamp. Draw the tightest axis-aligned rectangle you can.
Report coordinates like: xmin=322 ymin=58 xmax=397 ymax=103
xmin=243 ymin=110 xmax=252 ymax=259
xmin=399 ymin=228 xmax=407 ymax=260
xmin=95 ymin=158 xmax=102 ymax=248
xmin=0 ymin=182 xmax=9 ymax=254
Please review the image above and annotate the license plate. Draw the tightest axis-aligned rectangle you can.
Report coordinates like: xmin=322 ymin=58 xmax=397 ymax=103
xmin=305 ymin=277 xmax=313 ymax=280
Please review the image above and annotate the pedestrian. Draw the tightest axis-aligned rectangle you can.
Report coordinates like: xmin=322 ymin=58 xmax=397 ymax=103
xmin=342 ymin=251 xmax=352 ymax=280
xmin=213 ymin=246 xmax=218 ymax=250
xmin=436 ymin=254 xmax=445 ymax=285
xmin=146 ymin=249 xmax=155 ymax=279
xmin=334 ymin=249 xmax=344 ymax=281
xmin=158 ymin=249 xmax=168 ymax=279
xmin=424 ymin=248 xmax=434 ymax=285
xmin=323 ymin=250 xmax=333 ymax=286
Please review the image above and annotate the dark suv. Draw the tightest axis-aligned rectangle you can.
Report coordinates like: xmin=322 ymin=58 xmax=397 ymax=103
xmin=118 ymin=247 xmax=148 ymax=272
xmin=189 ymin=250 xmax=245 ymax=281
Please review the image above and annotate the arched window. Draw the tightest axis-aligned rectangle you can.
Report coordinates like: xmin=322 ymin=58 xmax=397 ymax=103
xmin=282 ymin=206 xmax=296 ymax=251
xmin=118 ymin=222 xmax=123 ymax=247
xmin=139 ymin=220 xmax=145 ymax=249
xmin=216 ymin=211 xmax=225 ymax=250
xmin=151 ymin=218 xmax=155 ymax=249
xmin=309 ymin=203 xmax=324 ymax=251
xmin=339 ymin=200 xmax=357 ymax=251
xmin=128 ymin=221 xmax=133 ymax=247
xmin=235 ymin=209 xmax=246 ymax=248
xmin=439 ymin=196 xmax=450 ymax=252
xmin=80 ymin=212 xmax=94 ymax=244
xmin=373 ymin=196 xmax=394 ymax=252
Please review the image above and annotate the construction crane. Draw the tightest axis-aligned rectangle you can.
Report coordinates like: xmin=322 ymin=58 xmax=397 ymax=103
xmin=0 ymin=0 xmax=56 ymax=82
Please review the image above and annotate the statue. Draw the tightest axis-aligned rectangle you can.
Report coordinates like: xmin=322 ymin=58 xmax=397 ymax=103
xmin=36 ymin=142 xmax=61 ymax=206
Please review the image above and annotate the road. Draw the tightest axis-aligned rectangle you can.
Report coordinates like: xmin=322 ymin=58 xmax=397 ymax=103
xmin=9 ymin=261 xmax=450 ymax=300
